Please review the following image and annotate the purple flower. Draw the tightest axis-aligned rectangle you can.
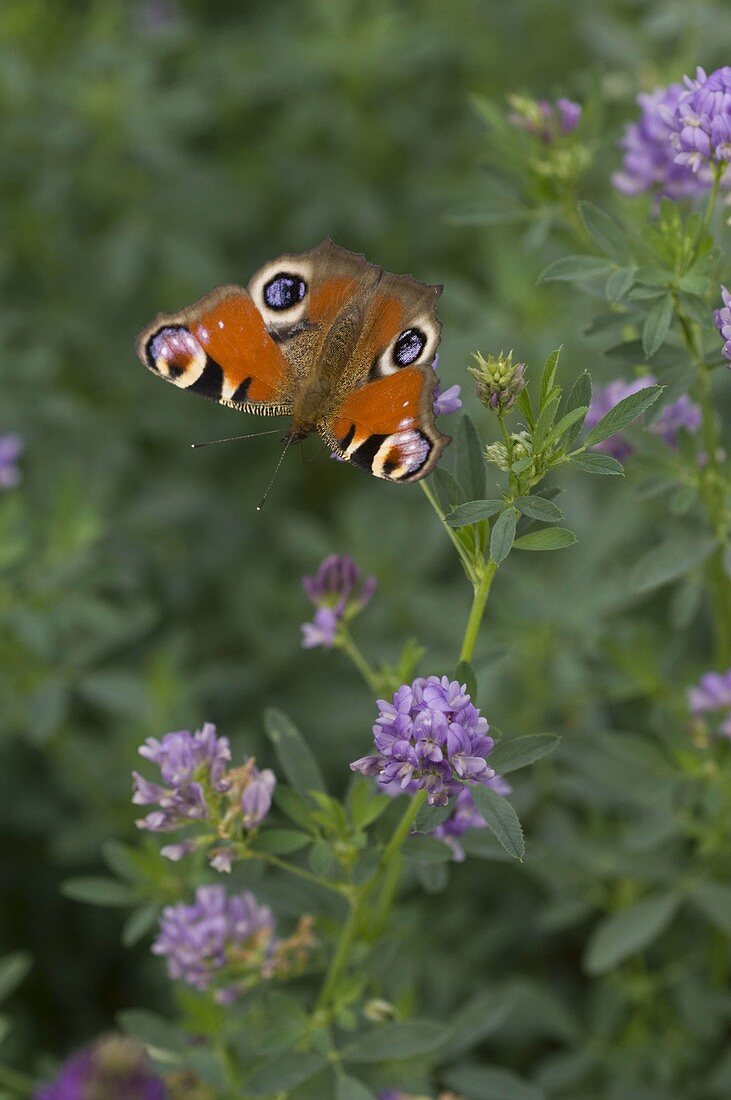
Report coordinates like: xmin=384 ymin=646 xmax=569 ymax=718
xmin=153 ymin=885 xmax=313 ymax=1001
xmin=714 ymin=285 xmax=731 ymax=363
xmin=0 ymin=434 xmax=23 ymax=490
xmin=688 ymin=668 xmax=731 ymax=737
xmin=509 ymin=96 xmax=582 ymax=141
xmin=34 ymin=1034 xmax=165 ymax=1100
xmin=133 ymin=722 xmax=231 ymax=833
xmin=240 ymin=767 xmax=276 ymax=828
xmin=432 ymin=354 xmax=463 ymax=416
xmin=585 ymin=375 xmax=701 ymax=460
xmin=668 ymin=67 xmax=731 ymax=180
xmin=613 ymin=84 xmax=709 ymax=199
xmin=433 ymin=779 xmax=511 ymax=861
xmin=153 ymin=885 xmax=275 ymax=998
xmin=301 ymin=554 xmax=376 ymax=650
xmin=351 ymin=676 xmax=496 ymax=806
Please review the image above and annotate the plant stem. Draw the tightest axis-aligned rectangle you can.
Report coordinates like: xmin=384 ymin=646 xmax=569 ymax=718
xmin=677 ymin=310 xmax=731 ymax=665
xmin=247 ymin=849 xmax=346 ymax=895
xmin=459 ymin=560 xmax=498 ymax=664
xmin=338 ymin=626 xmax=380 ymax=694
xmin=315 ymin=895 xmax=360 ymax=1010
xmin=315 ymin=789 xmax=427 ymax=1011
xmin=420 ymin=479 xmax=477 ymax=583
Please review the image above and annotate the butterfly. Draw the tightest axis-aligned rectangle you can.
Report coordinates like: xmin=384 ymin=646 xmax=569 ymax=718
xmin=136 ymin=240 xmax=450 ymax=483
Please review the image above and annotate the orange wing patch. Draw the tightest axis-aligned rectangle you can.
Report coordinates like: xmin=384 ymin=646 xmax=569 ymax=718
xmin=137 ymin=286 xmax=292 ymax=411
xmin=325 ymin=366 xmax=449 ymax=483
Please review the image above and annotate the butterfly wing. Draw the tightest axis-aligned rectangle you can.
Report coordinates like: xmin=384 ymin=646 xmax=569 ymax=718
xmin=136 ymin=285 xmax=293 ymax=413
xmin=319 ymin=268 xmax=447 ymax=482
xmin=322 ymin=365 xmax=449 ymax=482
xmin=246 ymin=239 xmax=382 ymax=382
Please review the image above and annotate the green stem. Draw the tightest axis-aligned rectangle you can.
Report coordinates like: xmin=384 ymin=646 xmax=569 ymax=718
xmin=0 ymin=1064 xmax=35 ymax=1096
xmin=315 ymin=896 xmax=360 ymax=1010
xmin=338 ymin=626 xmax=380 ymax=694
xmin=698 ymin=165 xmax=722 ymax=241
xmin=247 ymin=849 xmax=346 ymax=895
xmin=459 ymin=560 xmax=497 ymax=664
xmin=315 ymin=789 xmax=427 ymax=1011
xmin=420 ymin=479 xmax=477 ymax=583
xmin=677 ymin=310 xmax=731 ymax=666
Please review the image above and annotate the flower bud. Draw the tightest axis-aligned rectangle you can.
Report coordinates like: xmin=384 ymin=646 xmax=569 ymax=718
xmin=363 ymin=997 xmax=399 ymax=1023
xmin=469 ymin=351 xmax=526 ymax=412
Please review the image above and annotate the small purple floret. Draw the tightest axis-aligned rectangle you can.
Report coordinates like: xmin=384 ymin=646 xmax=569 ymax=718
xmin=301 ymin=554 xmax=376 ymax=650
xmin=34 ymin=1035 xmax=165 ymax=1100
xmin=133 ymin=722 xmax=231 ymax=833
xmin=351 ymin=675 xmax=496 ymax=806
xmin=613 ymin=84 xmax=709 ymax=199
xmin=668 ymin=67 xmax=731 ymax=180
xmin=152 ymin=884 xmax=276 ymax=999
xmin=688 ymin=668 xmax=731 ymax=739
xmin=0 ymin=434 xmax=23 ymax=490
xmin=714 ymin=285 xmax=731 ymax=364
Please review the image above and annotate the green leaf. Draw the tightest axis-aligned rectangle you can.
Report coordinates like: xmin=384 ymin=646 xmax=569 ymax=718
xmin=0 ymin=954 xmax=32 ymax=1004
xmin=570 ymin=452 xmax=624 ymax=475
xmin=583 ymin=892 xmax=680 ymax=975
xmin=631 ymin=535 xmax=717 ymax=593
xmin=443 ymin=1064 xmax=545 ymax=1100
xmin=274 ymin=786 xmax=316 ymax=831
xmin=122 ymin=905 xmax=160 ymax=948
xmin=402 ymin=836 xmax=454 ymax=863
xmin=336 ymin=1075 xmax=378 ymax=1100
xmin=264 ymin=708 xmax=326 ymax=795
xmin=431 ymin=465 xmax=466 ymax=511
xmin=250 ymin=829 xmax=312 ymax=854
xmin=61 ymin=877 xmax=135 ymax=907
xmin=583 ymin=385 xmax=662 ymax=447
xmin=341 ymin=1020 xmax=451 ymax=1063
xmin=516 ymin=386 xmax=536 ymax=430
xmin=579 ymin=202 xmax=632 ymax=264
xmin=689 ymin=881 xmax=731 ymax=935
xmin=539 ymin=255 xmax=614 ymax=283
xmin=605 ymin=265 xmax=636 ymax=303
xmin=456 ymin=415 xmax=486 ymax=500
xmin=245 ymin=1053 xmax=328 ymax=1095
xmin=539 ymin=346 xmax=562 ymax=408
xmin=490 ymin=509 xmax=517 ymax=564
xmin=562 ymin=370 xmax=592 ymax=448
xmin=308 ymin=838 xmax=338 ymax=877
xmin=117 ymin=1009 xmax=185 ymax=1056
xmin=447 ymin=500 xmax=505 ymax=528
xmin=514 ymin=496 xmax=563 ymax=522
xmin=469 ymin=786 xmax=524 ymax=860
xmin=453 ymin=658 xmax=477 ymax=700
xmin=347 ymin=782 xmax=391 ymax=830
xmin=531 ymin=394 xmax=560 ymax=451
xmin=642 ymin=295 xmax=673 ymax=357
xmin=542 ymin=406 xmax=589 ymax=451
xmin=513 ymin=528 xmax=577 ymax=551
xmin=436 ymin=990 xmax=517 ymax=1062
xmin=489 ymin=733 xmax=560 ymax=774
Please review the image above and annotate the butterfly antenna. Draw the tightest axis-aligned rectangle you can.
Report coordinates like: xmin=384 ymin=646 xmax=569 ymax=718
xmin=256 ymin=436 xmax=293 ymax=511
xmin=191 ymin=427 xmax=283 ymax=449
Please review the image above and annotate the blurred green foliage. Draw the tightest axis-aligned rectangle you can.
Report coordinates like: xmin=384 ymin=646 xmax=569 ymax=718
xmin=2 ymin=0 xmax=731 ymax=1096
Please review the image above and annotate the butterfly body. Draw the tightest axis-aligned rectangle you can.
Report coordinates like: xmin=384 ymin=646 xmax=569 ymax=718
xmin=137 ymin=240 xmax=450 ymax=482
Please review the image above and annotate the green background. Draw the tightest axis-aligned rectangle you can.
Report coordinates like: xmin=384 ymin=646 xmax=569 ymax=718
xmin=1 ymin=0 xmax=730 ymax=1094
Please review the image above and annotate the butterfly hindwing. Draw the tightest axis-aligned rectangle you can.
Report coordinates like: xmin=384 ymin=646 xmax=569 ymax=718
xmin=322 ymin=365 xmax=449 ymax=483
xmin=136 ymin=285 xmax=292 ymax=414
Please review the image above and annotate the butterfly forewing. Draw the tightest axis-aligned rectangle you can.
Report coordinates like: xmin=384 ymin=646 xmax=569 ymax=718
xmin=136 ymin=286 xmax=292 ymax=413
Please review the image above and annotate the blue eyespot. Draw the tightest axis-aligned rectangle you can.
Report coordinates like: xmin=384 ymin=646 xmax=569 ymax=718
xmin=263 ymin=273 xmax=307 ymax=311
xmin=393 ymin=328 xmax=426 ymax=367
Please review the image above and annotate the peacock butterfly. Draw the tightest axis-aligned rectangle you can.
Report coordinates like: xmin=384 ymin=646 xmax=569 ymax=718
xmin=136 ymin=240 xmax=450 ymax=483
